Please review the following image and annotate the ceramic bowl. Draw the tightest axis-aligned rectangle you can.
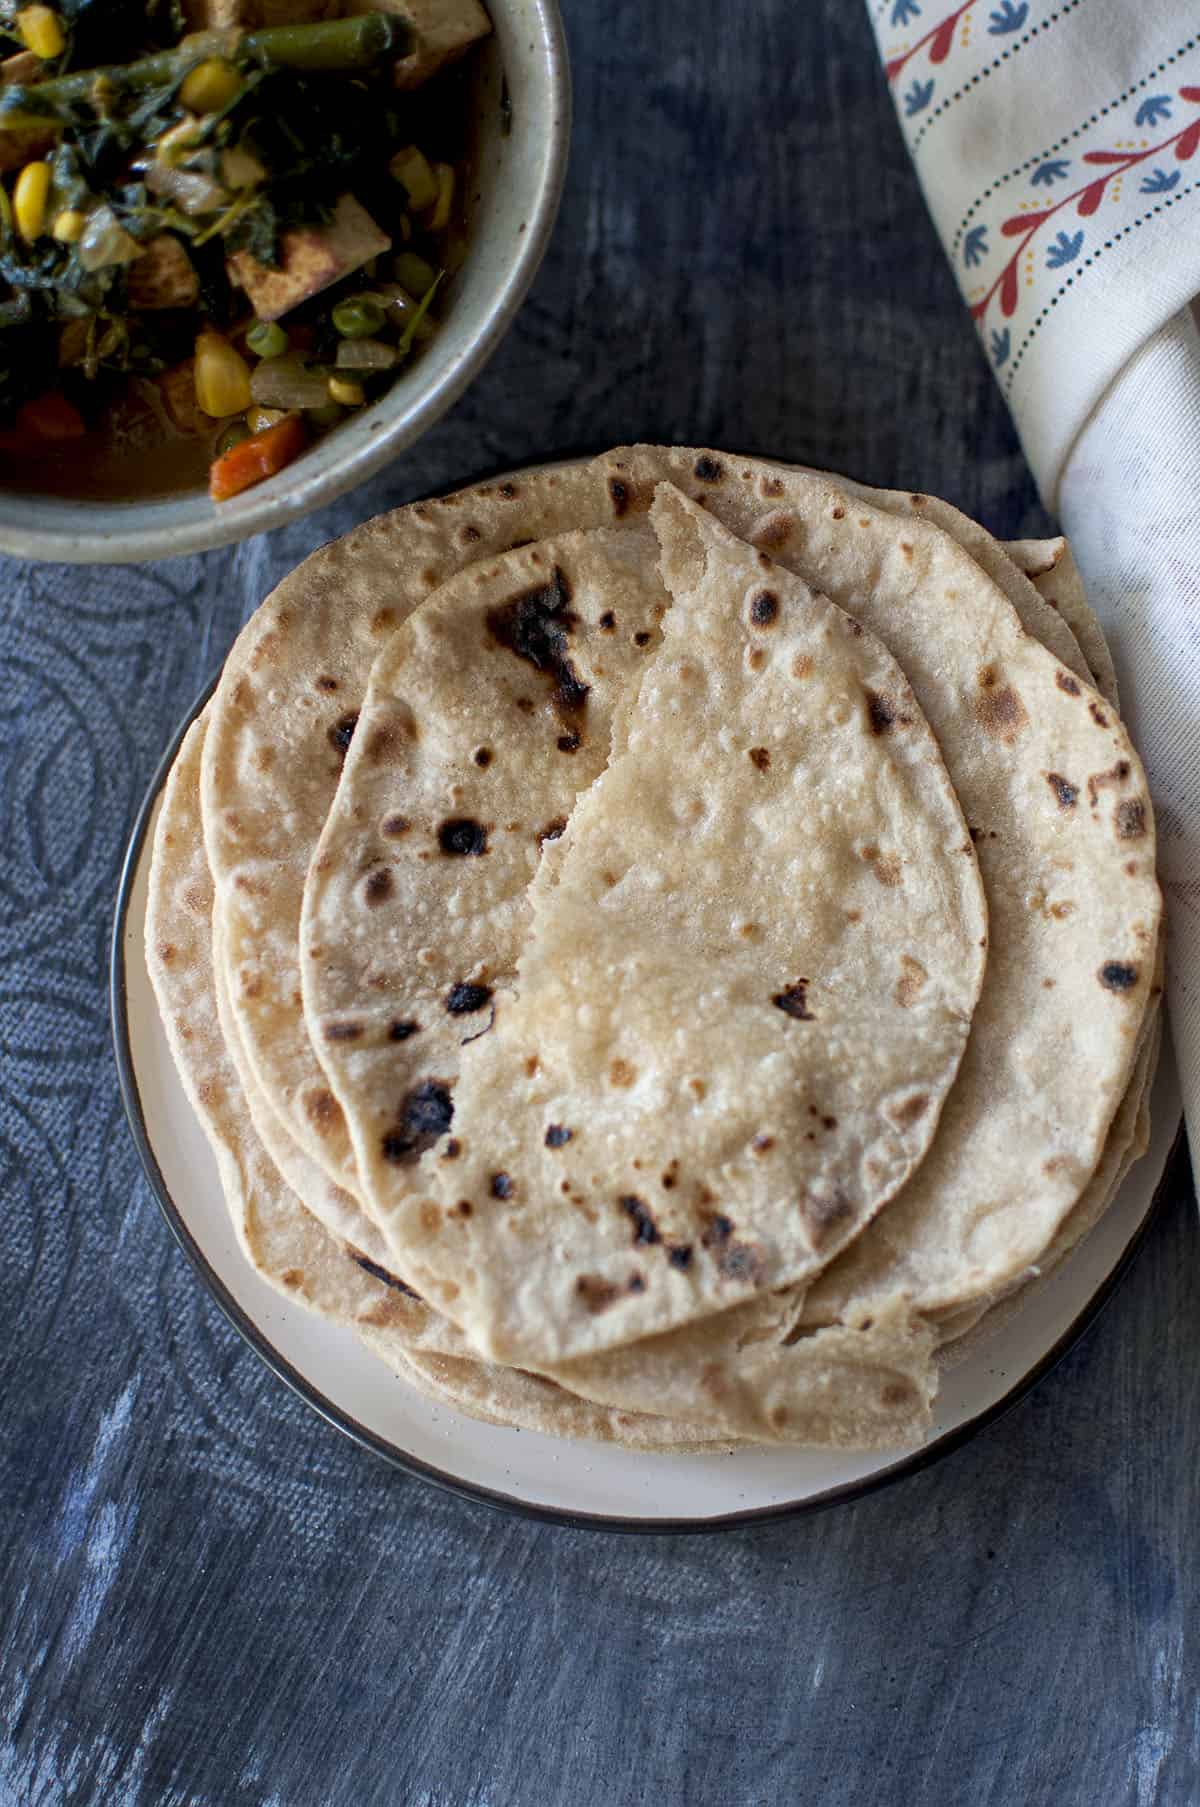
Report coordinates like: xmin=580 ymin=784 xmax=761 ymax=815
xmin=0 ymin=0 xmax=569 ymax=564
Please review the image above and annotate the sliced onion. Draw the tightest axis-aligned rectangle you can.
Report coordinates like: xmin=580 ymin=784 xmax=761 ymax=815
xmin=335 ymin=338 xmax=397 ymax=371
xmin=249 ymin=354 xmax=330 ymax=410
xmin=77 ymin=206 xmax=143 ymax=272
xmin=143 ymin=159 xmax=229 ymax=217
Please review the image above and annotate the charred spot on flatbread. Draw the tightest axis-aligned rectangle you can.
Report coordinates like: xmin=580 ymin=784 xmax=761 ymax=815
xmin=381 ymin=1080 xmax=454 ymax=1165
xmin=438 ymin=818 xmax=488 ymax=856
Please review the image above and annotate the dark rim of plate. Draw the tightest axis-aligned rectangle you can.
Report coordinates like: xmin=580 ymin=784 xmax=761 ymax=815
xmin=110 ymin=672 xmax=1183 ymax=1536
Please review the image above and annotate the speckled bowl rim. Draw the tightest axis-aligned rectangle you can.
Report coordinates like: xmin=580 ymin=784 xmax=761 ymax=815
xmin=109 ymin=657 xmax=1183 ymax=1533
xmin=0 ymin=0 xmax=570 ymax=564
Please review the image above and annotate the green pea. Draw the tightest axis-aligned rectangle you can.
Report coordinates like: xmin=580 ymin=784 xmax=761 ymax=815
xmin=331 ymin=295 xmax=386 ymax=339
xmin=216 ymin=420 xmax=251 ymax=455
xmin=246 ymin=320 xmax=289 ymax=360
xmin=306 ymin=400 xmax=344 ymax=427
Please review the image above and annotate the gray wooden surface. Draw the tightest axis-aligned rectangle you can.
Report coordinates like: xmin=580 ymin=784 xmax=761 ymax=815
xmin=2 ymin=2 xmax=1198 ymax=1802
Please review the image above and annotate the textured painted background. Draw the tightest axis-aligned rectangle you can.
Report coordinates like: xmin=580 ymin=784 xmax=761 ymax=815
xmin=2 ymin=2 xmax=1198 ymax=1803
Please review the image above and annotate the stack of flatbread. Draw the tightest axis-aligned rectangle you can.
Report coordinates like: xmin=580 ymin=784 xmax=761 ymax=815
xmin=146 ymin=448 xmax=1163 ymax=1450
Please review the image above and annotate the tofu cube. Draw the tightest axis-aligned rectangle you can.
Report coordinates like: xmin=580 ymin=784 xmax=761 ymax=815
xmin=0 ymin=49 xmax=54 ymax=168
xmin=226 ymin=195 xmax=391 ymax=321
xmin=126 ymin=236 xmax=201 ymax=311
xmin=0 ymin=127 xmax=53 ymax=173
xmin=1 ymin=51 xmax=44 ymax=86
xmin=344 ymin=0 xmax=491 ymax=90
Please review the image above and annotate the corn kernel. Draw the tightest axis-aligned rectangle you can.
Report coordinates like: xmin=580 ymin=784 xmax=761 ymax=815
xmin=52 ymin=208 xmax=85 ymax=243
xmin=245 ymin=404 xmax=286 ymax=434
xmin=14 ymin=160 xmax=51 ymax=241
xmin=327 ymin=375 xmax=365 ymax=407
xmin=179 ymin=57 xmax=241 ymax=116
xmin=18 ymin=6 xmax=65 ymax=60
xmin=429 ymin=164 xmax=455 ymax=233
xmin=194 ymin=329 xmax=252 ymax=417
xmin=389 ymin=145 xmax=437 ymax=210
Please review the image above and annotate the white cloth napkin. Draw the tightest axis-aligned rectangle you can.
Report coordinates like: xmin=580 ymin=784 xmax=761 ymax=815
xmin=868 ymin=1 xmax=1200 ymax=1170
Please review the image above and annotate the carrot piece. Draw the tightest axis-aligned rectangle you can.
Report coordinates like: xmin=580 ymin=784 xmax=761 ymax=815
xmin=209 ymin=411 xmax=307 ymax=501
xmin=18 ymin=392 xmax=86 ymax=440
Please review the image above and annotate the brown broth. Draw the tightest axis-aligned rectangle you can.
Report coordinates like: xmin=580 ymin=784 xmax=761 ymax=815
xmin=3 ymin=426 xmax=214 ymax=501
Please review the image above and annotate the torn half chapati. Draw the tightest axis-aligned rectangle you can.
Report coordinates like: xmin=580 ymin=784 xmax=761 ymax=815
xmin=339 ymin=485 xmax=988 ymax=1364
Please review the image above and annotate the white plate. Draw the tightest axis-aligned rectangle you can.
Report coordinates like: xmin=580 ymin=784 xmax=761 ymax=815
xmin=112 ymin=691 xmax=1182 ymax=1531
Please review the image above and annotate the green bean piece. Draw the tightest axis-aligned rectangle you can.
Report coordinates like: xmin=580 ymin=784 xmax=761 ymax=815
xmin=0 ymin=15 xmax=406 ymax=126
xmin=246 ymin=320 xmax=289 ymax=359
xmin=244 ymin=15 xmax=404 ymax=71
xmin=306 ymin=400 xmax=344 ymax=427
xmin=216 ymin=420 xmax=252 ymax=455
xmin=331 ymin=295 xmax=386 ymax=339
xmin=396 ymin=269 xmax=443 ymax=356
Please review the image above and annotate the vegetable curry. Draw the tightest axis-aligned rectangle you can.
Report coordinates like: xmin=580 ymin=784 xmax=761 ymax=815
xmin=0 ymin=0 xmax=490 ymax=500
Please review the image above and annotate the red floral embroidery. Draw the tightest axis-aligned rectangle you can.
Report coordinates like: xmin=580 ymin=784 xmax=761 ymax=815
xmin=971 ymin=88 xmax=1200 ymax=325
xmin=885 ymin=2 xmax=978 ymax=86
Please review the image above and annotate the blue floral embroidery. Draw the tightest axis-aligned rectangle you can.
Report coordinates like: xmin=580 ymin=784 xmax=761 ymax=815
xmin=990 ymin=328 xmax=1011 ymax=367
xmin=890 ymin=0 xmax=921 ymax=24
xmin=1030 ymin=158 xmax=1070 ymax=187
xmin=1135 ymin=95 xmax=1173 ymax=128
xmin=903 ymin=77 xmax=935 ymax=117
xmin=963 ymin=224 xmax=989 ymax=267
xmin=1045 ymin=229 xmax=1084 ymax=269
xmin=987 ymin=1 xmax=1028 ymax=33
xmin=1140 ymin=167 xmax=1182 ymax=195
